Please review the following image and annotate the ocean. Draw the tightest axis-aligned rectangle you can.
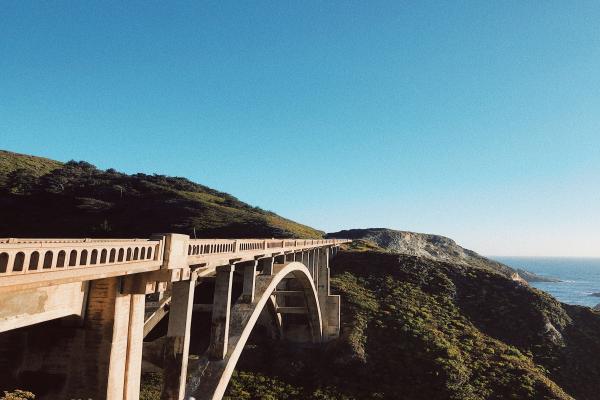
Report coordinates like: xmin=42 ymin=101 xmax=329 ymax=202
xmin=494 ymin=257 xmax=600 ymax=308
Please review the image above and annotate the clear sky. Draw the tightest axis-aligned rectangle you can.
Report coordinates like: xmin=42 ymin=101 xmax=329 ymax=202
xmin=1 ymin=1 xmax=599 ymax=256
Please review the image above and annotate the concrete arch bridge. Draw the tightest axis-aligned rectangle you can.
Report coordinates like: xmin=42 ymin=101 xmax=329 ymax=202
xmin=0 ymin=234 xmax=349 ymax=399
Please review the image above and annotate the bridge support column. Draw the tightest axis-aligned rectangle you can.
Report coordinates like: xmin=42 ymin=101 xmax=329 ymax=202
xmin=209 ymin=264 xmax=235 ymax=360
xmin=303 ymin=250 xmax=310 ymax=271
xmin=122 ymin=275 xmax=149 ymax=400
xmin=317 ymin=247 xmax=329 ymax=305
xmin=124 ymin=292 xmax=145 ymax=399
xmin=317 ymin=247 xmax=340 ymax=342
xmin=313 ymin=248 xmax=320 ymax=288
xmin=55 ymin=277 xmax=137 ymax=399
xmin=258 ymin=256 xmax=274 ymax=275
xmin=162 ymin=278 xmax=196 ymax=400
xmin=241 ymin=260 xmax=258 ymax=303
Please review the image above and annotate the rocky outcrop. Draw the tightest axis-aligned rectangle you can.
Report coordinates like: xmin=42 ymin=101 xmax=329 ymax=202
xmin=516 ymin=268 xmax=561 ymax=282
xmin=327 ymin=228 xmax=555 ymax=283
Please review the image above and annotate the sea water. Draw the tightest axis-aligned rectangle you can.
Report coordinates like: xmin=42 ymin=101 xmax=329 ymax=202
xmin=494 ymin=257 xmax=600 ymax=308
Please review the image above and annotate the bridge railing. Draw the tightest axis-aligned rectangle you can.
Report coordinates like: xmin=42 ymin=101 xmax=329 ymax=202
xmin=0 ymin=238 xmax=163 ymax=288
xmin=0 ymin=236 xmax=350 ymax=289
xmin=186 ymin=238 xmax=347 ymax=264
xmin=186 ymin=238 xmax=345 ymax=256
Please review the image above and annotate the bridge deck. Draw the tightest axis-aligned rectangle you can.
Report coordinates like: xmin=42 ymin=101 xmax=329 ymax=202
xmin=0 ymin=237 xmax=349 ymax=292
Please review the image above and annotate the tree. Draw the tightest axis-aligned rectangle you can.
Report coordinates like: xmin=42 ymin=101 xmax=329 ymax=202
xmin=5 ymin=169 xmax=37 ymax=195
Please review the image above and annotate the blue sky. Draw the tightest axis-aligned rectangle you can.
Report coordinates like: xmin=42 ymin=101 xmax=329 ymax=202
xmin=1 ymin=1 xmax=599 ymax=256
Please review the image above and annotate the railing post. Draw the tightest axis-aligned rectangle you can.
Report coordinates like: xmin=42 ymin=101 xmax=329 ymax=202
xmin=151 ymin=233 xmax=190 ymax=270
xmin=5 ymin=252 xmax=14 ymax=274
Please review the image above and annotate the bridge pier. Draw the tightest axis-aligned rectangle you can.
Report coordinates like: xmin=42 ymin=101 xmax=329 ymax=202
xmin=162 ymin=278 xmax=196 ymax=400
xmin=317 ymin=247 xmax=341 ymax=341
xmin=312 ymin=248 xmax=319 ymax=289
xmin=241 ymin=260 xmax=258 ymax=303
xmin=56 ymin=276 xmax=145 ymax=399
xmin=258 ymin=256 xmax=274 ymax=275
xmin=125 ymin=291 xmax=146 ymax=399
xmin=209 ymin=264 xmax=236 ymax=360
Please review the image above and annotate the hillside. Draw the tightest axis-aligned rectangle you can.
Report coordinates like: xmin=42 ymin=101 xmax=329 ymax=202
xmin=327 ymin=228 xmax=558 ymax=283
xmin=0 ymin=150 xmax=323 ymax=238
xmin=224 ymin=250 xmax=600 ymax=400
xmin=0 ymin=150 xmax=62 ymax=187
xmin=3 ymin=150 xmax=598 ymax=400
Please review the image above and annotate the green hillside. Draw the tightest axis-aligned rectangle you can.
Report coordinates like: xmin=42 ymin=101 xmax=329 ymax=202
xmin=0 ymin=150 xmax=323 ymax=238
xmin=224 ymin=250 xmax=600 ymax=400
xmin=3 ymin=150 xmax=600 ymax=400
xmin=0 ymin=150 xmax=62 ymax=186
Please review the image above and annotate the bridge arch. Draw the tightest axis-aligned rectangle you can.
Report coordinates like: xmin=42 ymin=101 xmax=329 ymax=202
xmin=186 ymin=261 xmax=322 ymax=400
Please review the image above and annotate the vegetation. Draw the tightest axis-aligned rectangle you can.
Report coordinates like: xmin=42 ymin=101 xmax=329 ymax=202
xmin=225 ymin=250 xmax=600 ymax=399
xmin=0 ymin=391 xmax=35 ymax=400
xmin=0 ymin=150 xmax=61 ymax=187
xmin=3 ymin=150 xmax=600 ymax=399
xmin=0 ymin=150 xmax=322 ymax=238
xmin=341 ymin=238 xmax=387 ymax=253
xmin=140 ymin=372 xmax=162 ymax=400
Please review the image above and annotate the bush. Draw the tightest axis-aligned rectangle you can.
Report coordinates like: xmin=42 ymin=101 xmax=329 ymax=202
xmin=1 ymin=390 xmax=35 ymax=400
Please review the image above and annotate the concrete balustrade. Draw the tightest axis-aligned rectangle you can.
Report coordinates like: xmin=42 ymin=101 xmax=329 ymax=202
xmin=0 ymin=234 xmax=350 ymax=400
xmin=0 ymin=238 xmax=162 ymax=292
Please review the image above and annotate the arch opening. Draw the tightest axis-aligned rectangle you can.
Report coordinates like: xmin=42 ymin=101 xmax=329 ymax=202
xmin=186 ymin=261 xmax=323 ymax=400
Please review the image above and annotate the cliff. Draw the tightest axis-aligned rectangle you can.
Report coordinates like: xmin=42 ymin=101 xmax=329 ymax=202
xmin=327 ymin=228 xmax=558 ymax=283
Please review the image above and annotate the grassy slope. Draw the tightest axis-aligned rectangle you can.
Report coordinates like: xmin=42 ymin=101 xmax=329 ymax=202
xmin=225 ymin=250 xmax=600 ymax=400
xmin=0 ymin=150 xmax=323 ymax=238
xmin=0 ymin=150 xmax=62 ymax=185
